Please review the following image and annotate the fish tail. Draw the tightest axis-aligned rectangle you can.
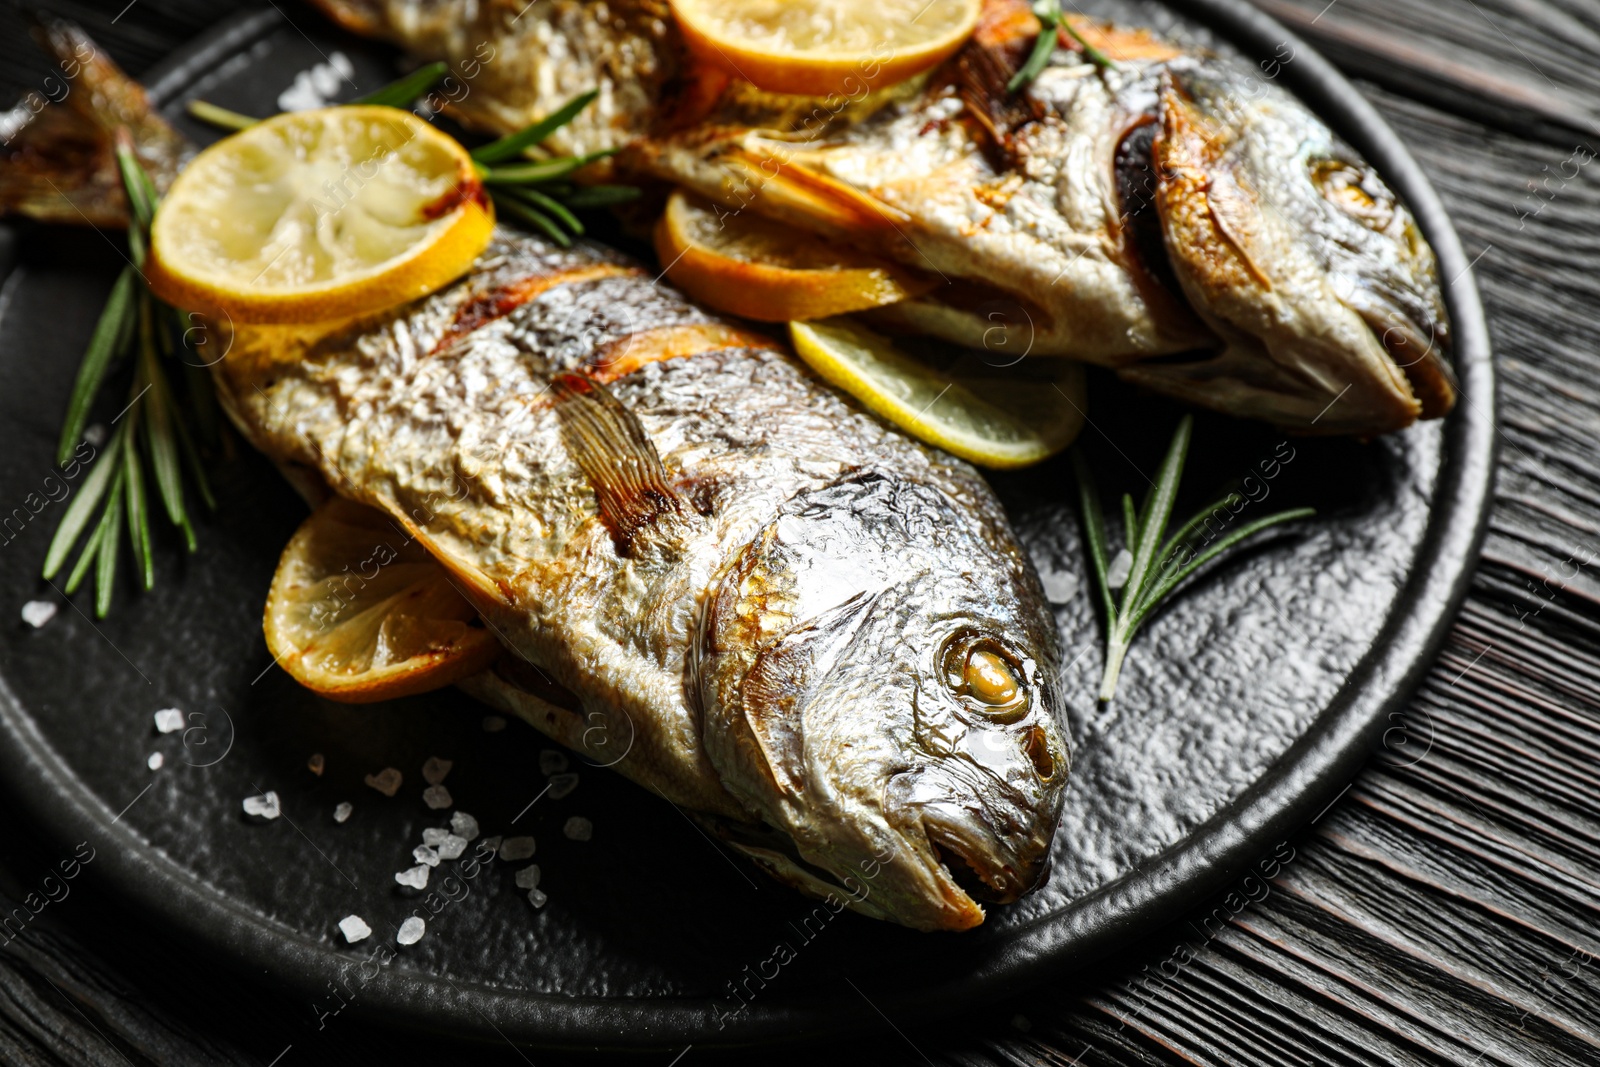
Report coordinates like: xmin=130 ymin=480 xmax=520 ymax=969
xmin=0 ymin=16 xmax=189 ymax=227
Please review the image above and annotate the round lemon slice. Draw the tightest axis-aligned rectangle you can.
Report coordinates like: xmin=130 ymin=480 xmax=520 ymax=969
xmin=265 ymin=497 xmax=500 ymax=704
xmin=148 ymin=106 xmax=493 ymax=324
xmin=791 ymin=318 xmax=1087 ymax=469
xmin=670 ymin=0 xmax=981 ymax=97
xmin=655 ymin=189 xmax=935 ymax=321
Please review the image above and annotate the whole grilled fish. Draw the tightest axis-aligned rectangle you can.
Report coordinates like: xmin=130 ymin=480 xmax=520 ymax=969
xmin=215 ymin=232 xmax=1071 ymax=932
xmin=311 ymin=0 xmax=1457 ymax=435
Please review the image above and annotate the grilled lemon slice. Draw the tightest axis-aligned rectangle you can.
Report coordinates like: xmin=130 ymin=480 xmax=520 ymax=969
xmin=790 ymin=318 xmax=1087 ymax=469
xmin=669 ymin=0 xmax=981 ymax=97
xmin=655 ymin=189 xmax=934 ymax=321
xmin=265 ymin=497 xmax=499 ymax=704
xmin=148 ymin=106 xmax=493 ymax=324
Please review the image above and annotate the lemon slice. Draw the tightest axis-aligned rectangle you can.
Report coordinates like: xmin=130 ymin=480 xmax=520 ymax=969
xmin=655 ymin=189 xmax=934 ymax=321
xmin=670 ymin=0 xmax=981 ymax=97
xmin=265 ymin=497 xmax=499 ymax=704
xmin=791 ymin=318 xmax=1087 ymax=469
xmin=148 ymin=106 xmax=493 ymax=324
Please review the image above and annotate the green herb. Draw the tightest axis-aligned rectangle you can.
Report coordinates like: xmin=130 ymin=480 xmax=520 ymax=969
xmin=42 ymin=145 xmax=215 ymax=616
xmin=350 ymin=61 xmax=449 ymax=107
xmin=1008 ymin=0 xmax=1116 ymax=93
xmin=184 ymin=99 xmax=257 ymax=131
xmin=1073 ymin=416 xmax=1315 ymax=701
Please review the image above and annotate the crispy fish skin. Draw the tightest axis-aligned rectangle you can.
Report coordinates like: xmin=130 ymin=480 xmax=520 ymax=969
xmin=216 ymin=230 xmax=1070 ymax=931
xmin=306 ymin=0 xmax=1455 ymax=435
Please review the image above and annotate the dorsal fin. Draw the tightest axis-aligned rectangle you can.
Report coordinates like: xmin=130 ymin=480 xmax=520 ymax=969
xmin=549 ymin=373 xmax=682 ymax=552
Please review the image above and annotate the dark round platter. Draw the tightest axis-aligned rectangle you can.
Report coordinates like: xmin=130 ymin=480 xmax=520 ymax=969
xmin=0 ymin=0 xmax=1494 ymax=1052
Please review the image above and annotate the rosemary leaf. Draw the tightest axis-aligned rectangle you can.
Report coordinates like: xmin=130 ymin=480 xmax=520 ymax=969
xmin=1117 ymin=415 xmax=1191 ymax=622
xmin=561 ymin=184 xmax=642 ymax=209
xmin=56 ymin=265 xmax=137 ymax=465
xmin=1007 ymin=1 xmax=1062 ymax=93
xmin=1121 ymin=493 xmax=1139 ymax=555
xmin=63 ymin=509 xmax=105 ymax=595
xmin=139 ymin=301 xmax=190 ymax=540
xmin=500 ymin=185 xmax=584 ymax=235
xmin=43 ymin=425 xmax=124 ymax=580
xmin=123 ymin=413 xmax=154 ymax=592
xmin=484 ymin=147 xmax=621 ymax=186
xmin=351 ymin=61 xmax=449 ymax=107
xmin=493 ymin=193 xmax=572 ymax=247
xmin=1070 ymin=448 xmax=1116 ymax=623
xmin=471 ymin=89 xmax=599 ymax=165
xmin=66 ymin=460 xmax=125 ymax=596
xmin=1131 ymin=507 xmax=1318 ymax=630
xmin=113 ymin=135 xmax=155 ymax=231
xmin=1060 ymin=17 xmax=1117 ymax=71
xmin=95 ymin=475 xmax=126 ymax=618
xmin=186 ymin=99 xmax=258 ymax=131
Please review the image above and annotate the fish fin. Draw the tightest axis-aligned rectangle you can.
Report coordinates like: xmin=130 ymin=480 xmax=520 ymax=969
xmin=0 ymin=18 xmax=188 ymax=226
xmin=549 ymin=372 xmax=683 ymax=551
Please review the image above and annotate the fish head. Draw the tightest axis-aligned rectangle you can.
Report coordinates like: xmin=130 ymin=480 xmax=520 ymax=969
xmin=698 ymin=469 xmax=1069 ymax=930
xmin=1129 ymin=62 xmax=1456 ymax=433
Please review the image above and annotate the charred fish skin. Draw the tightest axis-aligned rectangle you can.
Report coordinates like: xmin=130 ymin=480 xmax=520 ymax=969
xmin=217 ymin=229 xmax=1070 ymax=931
xmin=305 ymin=0 xmax=1455 ymax=435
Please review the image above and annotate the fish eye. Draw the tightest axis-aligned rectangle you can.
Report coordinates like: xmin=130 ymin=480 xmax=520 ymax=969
xmin=1309 ymin=158 xmax=1396 ymax=232
xmin=941 ymin=631 xmax=1029 ymax=723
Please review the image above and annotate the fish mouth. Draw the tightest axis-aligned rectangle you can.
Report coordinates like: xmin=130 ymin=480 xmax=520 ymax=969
xmin=921 ymin=806 xmax=1046 ymax=907
xmin=1348 ymin=294 xmax=1458 ymax=421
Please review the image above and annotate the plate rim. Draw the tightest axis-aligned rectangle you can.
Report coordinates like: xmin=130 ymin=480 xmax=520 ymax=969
xmin=0 ymin=0 xmax=1497 ymax=1049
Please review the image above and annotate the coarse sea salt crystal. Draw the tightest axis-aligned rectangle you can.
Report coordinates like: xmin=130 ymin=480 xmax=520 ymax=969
xmin=482 ymin=716 xmax=507 ymax=733
xmin=20 ymin=600 xmax=56 ymax=628
xmin=396 ymin=916 xmax=425 ymax=945
xmin=365 ymin=768 xmax=402 ymax=796
xmin=84 ymin=423 xmax=107 ymax=447
xmin=333 ymin=802 xmax=353 ymax=823
xmin=153 ymin=708 xmax=185 ymax=734
xmin=449 ymin=811 xmax=479 ymax=841
xmin=563 ymin=817 xmax=592 ymax=842
xmin=422 ymin=784 xmax=453 ymax=810
xmin=394 ymin=865 xmax=429 ymax=890
xmin=538 ymin=750 xmax=568 ymax=776
xmin=147 ymin=753 xmax=163 ymax=771
xmin=338 ymin=915 xmax=372 ymax=943
xmin=499 ymin=836 xmax=535 ymax=861
xmin=422 ymin=757 xmax=453 ymax=785
xmin=514 ymin=865 xmax=541 ymax=890
xmin=413 ymin=845 xmax=441 ymax=868
xmin=243 ymin=791 xmax=281 ymax=820
xmin=307 ymin=753 xmax=325 ymax=776
xmin=547 ymin=773 xmax=579 ymax=800
xmin=437 ymin=834 xmax=467 ymax=861
xmin=526 ymin=888 xmax=547 ymax=909
xmin=422 ymin=827 xmax=450 ymax=847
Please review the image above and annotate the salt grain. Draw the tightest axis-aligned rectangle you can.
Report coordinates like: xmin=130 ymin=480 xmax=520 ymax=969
xmin=547 ymin=773 xmax=579 ymax=800
xmin=514 ymin=864 xmax=541 ymax=890
xmin=421 ymin=827 xmax=450 ymax=847
xmin=146 ymin=753 xmax=163 ymax=771
xmin=499 ymin=836 xmax=535 ymax=861
xmin=421 ymin=757 xmax=452 ymax=785
xmin=20 ymin=600 xmax=56 ymax=628
xmin=338 ymin=915 xmax=372 ymax=943
xmin=365 ymin=768 xmax=402 ymax=796
xmin=482 ymin=715 xmax=507 ymax=733
xmin=153 ymin=708 xmax=185 ymax=734
xmin=449 ymin=811 xmax=479 ymax=841
xmin=84 ymin=423 xmax=106 ymax=447
xmin=422 ymin=784 xmax=453 ymax=810
xmin=437 ymin=834 xmax=467 ymax=860
xmin=243 ymin=791 xmax=281 ymax=821
xmin=396 ymin=916 xmax=425 ymax=945
xmin=538 ymin=750 xmax=568 ymax=776
xmin=394 ymin=865 xmax=429 ymax=890
xmin=563 ymin=817 xmax=592 ymax=842
xmin=479 ymin=835 xmax=501 ymax=853
xmin=333 ymin=802 xmax=353 ymax=823
xmin=526 ymin=888 xmax=547 ymax=909
xmin=413 ymin=845 xmax=441 ymax=868
xmin=307 ymin=753 xmax=325 ymax=776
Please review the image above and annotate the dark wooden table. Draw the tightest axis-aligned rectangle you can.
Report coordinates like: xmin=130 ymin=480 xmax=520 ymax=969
xmin=4 ymin=1 xmax=1598 ymax=1063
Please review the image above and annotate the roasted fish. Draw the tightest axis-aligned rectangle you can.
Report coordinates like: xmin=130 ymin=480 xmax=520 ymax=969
xmin=311 ymin=0 xmax=1457 ymax=434
xmin=215 ymin=233 xmax=1070 ymax=931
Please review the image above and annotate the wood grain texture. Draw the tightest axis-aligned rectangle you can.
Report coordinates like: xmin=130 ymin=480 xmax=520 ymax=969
xmin=2 ymin=0 xmax=1598 ymax=1062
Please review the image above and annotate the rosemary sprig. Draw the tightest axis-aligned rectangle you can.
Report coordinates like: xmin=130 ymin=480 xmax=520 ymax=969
xmin=42 ymin=141 xmax=215 ymax=616
xmin=187 ymin=76 xmax=638 ymax=249
xmin=1073 ymin=416 xmax=1315 ymax=701
xmin=1008 ymin=0 xmax=1116 ymax=93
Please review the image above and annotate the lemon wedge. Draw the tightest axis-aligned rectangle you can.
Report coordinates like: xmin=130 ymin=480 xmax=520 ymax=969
xmin=670 ymin=0 xmax=981 ymax=97
xmin=655 ymin=189 xmax=934 ymax=321
xmin=148 ymin=106 xmax=493 ymax=324
xmin=265 ymin=497 xmax=499 ymax=704
xmin=790 ymin=318 xmax=1087 ymax=469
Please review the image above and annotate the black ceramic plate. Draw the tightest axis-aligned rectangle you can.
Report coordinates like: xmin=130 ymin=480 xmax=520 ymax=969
xmin=0 ymin=0 xmax=1494 ymax=1051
